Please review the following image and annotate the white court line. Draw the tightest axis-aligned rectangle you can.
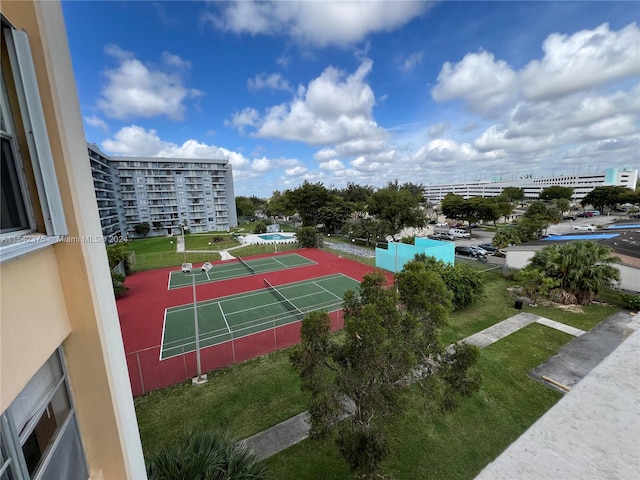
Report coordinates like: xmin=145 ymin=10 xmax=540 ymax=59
xmin=159 ymin=308 xmax=169 ymax=360
xmin=219 ymin=303 xmax=232 ymax=335
xmin=271 ymin=257 xmax=288 ymax=267
xmin=312 ymin=281 xmax=342 ymax=300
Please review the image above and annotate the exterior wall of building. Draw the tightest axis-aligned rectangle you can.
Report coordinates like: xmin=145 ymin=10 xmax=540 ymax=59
xmin=99 ymin=152 xmax=238 ymax=237
xmin=88 ymin=145 xmax=123 ymax=238
xmin=1 ymin=2 xmax=146 ymax=478
xmin=424 ymin=168 xmax=639 ymax=203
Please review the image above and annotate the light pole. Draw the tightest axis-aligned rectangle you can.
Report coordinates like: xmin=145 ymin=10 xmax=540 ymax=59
xmin=208 ymin=241 xmax=211 ymax=254
xmin=190 ymin=262 xmax=212 ymax=385
xmin=352 ymin=238 xmax=355 ymax=259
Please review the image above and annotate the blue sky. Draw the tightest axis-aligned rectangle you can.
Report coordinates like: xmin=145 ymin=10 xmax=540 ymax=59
xmin=62 ymin=1 xmax=640 ymax=198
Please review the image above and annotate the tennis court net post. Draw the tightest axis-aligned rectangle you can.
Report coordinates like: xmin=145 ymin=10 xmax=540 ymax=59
xmin=263 ymin=278 xmax=304 ymax=321
xmin=237 ymin=256 xmax=255 ymax=275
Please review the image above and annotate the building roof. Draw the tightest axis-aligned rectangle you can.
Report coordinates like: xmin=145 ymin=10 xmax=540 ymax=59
xmin=505 ymin=226 xmax=640 ymax=266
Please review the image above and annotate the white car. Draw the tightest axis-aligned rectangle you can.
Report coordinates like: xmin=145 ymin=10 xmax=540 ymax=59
xmin=573 ymin=225 xmax=595 ymax=232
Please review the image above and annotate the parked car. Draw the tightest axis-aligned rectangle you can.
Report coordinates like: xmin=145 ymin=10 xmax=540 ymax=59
xmin=478 ymin=243 xmax=499 ymax=252
xmin=573 ymin=225 xmax=595 ymax=231
xmin=468 ymin=246 xmax=488 ymax=256
xmin=428 ymin=219 xmax=437 ymax=224
xmin=429 ymin=232 xmax=455 ymax=241
xmin=449 ymin=228 xmax=471 ymax=239
xmin=563 ymin=215 xmax=577 ymax=221
xmin=436 ymin=222 xmax=449 ymax=227
xmin=576 ymin=211 xmax=594 ymax=218
xmin=455 ymin=246 xmax=482 ymax=257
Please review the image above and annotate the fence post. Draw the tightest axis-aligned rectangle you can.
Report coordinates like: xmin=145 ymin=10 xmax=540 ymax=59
xmin=136 ymin=352 xmax=145 ymax=395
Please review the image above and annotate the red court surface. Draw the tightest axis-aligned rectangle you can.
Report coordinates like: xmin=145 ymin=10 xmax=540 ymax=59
xmin=117 ymin=248 xmax=392 ymax=396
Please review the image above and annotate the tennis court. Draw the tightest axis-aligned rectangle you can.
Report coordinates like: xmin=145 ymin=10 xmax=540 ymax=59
xmin=168 ymin=253 xmax=315 ymax=289
xmin=161 ymin=273 xmax=359 ymax=360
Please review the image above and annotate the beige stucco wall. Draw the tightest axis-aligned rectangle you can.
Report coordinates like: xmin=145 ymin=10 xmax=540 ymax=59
xmin=0 ymin=249 xmax=71 ymax=410
xmin=1 ymin=1 xmax=146 ymax=478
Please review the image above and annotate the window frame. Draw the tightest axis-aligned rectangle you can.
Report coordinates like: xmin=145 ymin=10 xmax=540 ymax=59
xmin=1 ymin=19 xmax=67 ymax=263
xmin=1 ymin=349 xmax=88 ymax=480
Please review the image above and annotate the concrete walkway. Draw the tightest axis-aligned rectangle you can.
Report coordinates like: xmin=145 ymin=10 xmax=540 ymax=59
xmin=242 ymin=311 xmax=625 ymax=460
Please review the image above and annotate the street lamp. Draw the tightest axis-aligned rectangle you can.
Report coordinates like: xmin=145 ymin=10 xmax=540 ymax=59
xmin=352 ymin=238 xmax=355 ymax=258
xmin=208 ymin=241 xmax=211 ymax=254
xmin=189 ymin=261 xmax=212 ymax=385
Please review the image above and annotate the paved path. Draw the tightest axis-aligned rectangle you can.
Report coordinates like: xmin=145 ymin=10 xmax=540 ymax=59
xmin=242 ymin=311 xmax=630 ymax=460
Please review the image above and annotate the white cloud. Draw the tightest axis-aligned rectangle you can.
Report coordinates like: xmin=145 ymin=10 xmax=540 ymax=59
xmin=101 ymin=125 xmax=250 ymax=169
xmin=225 ymin=107 xmax=260 ymax=132
xmin=84 ymin=115 xmax=109 ymax=132
xmin=520 ymin=22 xmax=640 ymax=100
xmin=162 ymin=51 xmax=192 ymax=70
xmin=253 ymin=60 xmax=388 ymax=147
xmin=204 ymin=1 xmax=429 ymax=47
xmin=319 ymin=159 xmax=345 ymax=170
xmin=248 ymin=73 xmax=291 ymax=91
xmin=432 ymin=50 xmax=518 ymax=116
xmin=97 ymin=45 xmax=202 ymax=120
xmin=285 ymin=166 xmax=308 ymax=176
xmin=401 ymin=52 xmax=424 ymax=72
xmin=427 ymin=121 xmax=449 ymax=138
xmin=251 ymin=157 xmax=272 ymax=172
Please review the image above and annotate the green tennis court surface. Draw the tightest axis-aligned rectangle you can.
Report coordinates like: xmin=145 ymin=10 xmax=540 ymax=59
xmin=168 ymin=253 xmax=315 ymax=289
xmin=161 ymin=273 xmax=359 ymax=360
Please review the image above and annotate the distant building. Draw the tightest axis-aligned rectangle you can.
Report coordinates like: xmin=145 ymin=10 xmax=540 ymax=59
xmin=87 ymin=144 xmax=238 ymax=238
xmin=424 ymin=167 xmax=638 ymax=203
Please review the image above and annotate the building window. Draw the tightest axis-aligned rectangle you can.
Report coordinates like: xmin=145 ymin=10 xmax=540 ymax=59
xmin=0 ymin=19 xmax=68 ymax=262
xmin=1 ymin=349 xmax=88 ymax=479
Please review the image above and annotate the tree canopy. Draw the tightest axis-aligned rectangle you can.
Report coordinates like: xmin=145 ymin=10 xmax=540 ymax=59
xmin=367 ymin=181 xmax=425 ymax=235
xmin=291 ymin=267 xmax=481 ymax=478
xmin=288 ymin=181 xmax=333 ymax=226
xmin=539 ymin=186 xmax=574 ymax=201
xmin=521 ymin=241 xmax=620 ymax=304
xmin=498 ymin=187 xmax=525 ymax=203
xmin=581 ymin=186 xmax=630 ymax=212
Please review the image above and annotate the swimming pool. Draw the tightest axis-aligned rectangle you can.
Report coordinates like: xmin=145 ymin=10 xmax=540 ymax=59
xmin=258 ymin=234 xmax=291 ymax=240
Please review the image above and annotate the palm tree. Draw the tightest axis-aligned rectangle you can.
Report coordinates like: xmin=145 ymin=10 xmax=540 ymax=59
xmin=527 ymin=241 xmax=620 ymax=304
xmin=146 ymin=430 xmax=267 ymax=480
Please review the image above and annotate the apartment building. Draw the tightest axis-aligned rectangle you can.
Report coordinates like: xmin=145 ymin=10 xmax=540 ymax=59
xmin=87 ymin=144 xmax=238 ymax=238
xmin=88 ymin=146 xmax=121 ymax=238
xmin=424 ymin=167 xmax=639 ymax=203
xmin=1 ymin=2 xmax=146 ymax=479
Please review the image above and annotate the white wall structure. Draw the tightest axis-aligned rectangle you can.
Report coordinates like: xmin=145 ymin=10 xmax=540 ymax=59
xmin=424 ymin=167 xmax=638 ymax=202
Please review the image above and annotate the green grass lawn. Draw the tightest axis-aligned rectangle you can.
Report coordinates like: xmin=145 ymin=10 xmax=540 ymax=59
xmin=266 ymin=324 xmax=569 ymax=479
xmin=135 ymin=351 xmax=308 ymax=462
xmin=184 ymin=234 xmax=239 ymax=250
xmin=133 ymin=266 xmax=622 ymax=477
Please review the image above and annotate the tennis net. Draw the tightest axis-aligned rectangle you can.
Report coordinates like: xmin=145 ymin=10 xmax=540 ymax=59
xmin=263 ymin=278 xmax=304 ymax=321
xmin=237 ymin=256 xmax=255 ymax=275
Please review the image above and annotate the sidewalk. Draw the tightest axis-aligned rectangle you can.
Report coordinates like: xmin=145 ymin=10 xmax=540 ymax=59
xmin=242 ymin=311 xmax=636 ymax=460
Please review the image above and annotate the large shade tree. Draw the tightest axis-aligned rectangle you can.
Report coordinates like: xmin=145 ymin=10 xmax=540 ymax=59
xmin=581 ymin=186 xmax=629 ymax=213
xmin=522 ymin=241 xmax=620 ymax=304
xmin=367 ymin=181 xmax=425 ymax=236
xmin=291 ymin=269 xmax=480 ymax=478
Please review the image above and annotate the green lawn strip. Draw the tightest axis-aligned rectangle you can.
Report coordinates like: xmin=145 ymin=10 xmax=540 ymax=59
xmin=131 ymin=252 xmax=217 ymax=272
xmin=440 ymin=273 xmax=620 ymax=345
xmin=265 ymin=324 xmax=569 ymax=479
xmin=440 ymin=273 xmax=516 ymax=345
xmin=127 ymin=237 xmax=177 ymax=254
xmin=185 ymin=234 xmax=239 ymax=250
xmin=135 ymin=351 xmax=308 ymax=462
xmin=232 ymin=243 xmax=301 ymax=257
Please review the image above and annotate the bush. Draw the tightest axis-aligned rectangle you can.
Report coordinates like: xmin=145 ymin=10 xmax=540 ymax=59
xmin=253 ymin=221 xmax=267 ymax=234
xmin=146 ymin=430 xmax=267 ymax=480
xmin=297 ymin=226 xmax=317 ymax=248
xmin=620 ymin=293 xmax=640 ymax=311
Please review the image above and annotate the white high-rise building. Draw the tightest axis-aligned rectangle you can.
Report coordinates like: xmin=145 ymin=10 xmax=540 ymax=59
xmin=423 ymin=167 xmax=638 ymax=203
xmin=87 ymin=144 xmax=238 ymax=237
